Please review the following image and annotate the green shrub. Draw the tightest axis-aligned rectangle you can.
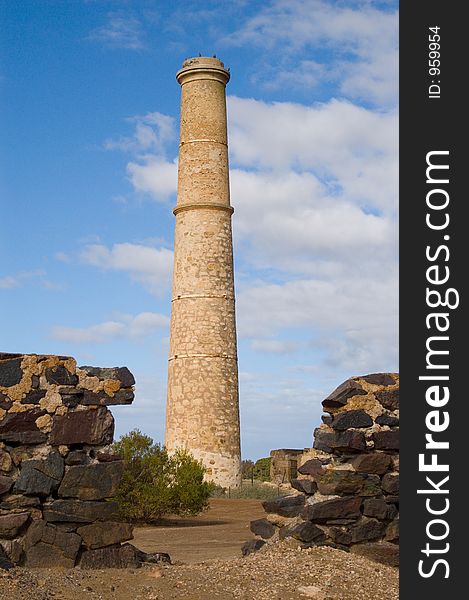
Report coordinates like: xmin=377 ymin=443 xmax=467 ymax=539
xmin=254 ymin=457 xmax=271 ymax=482
xmin=112 ymin=429 xmax=211 ymax=523
xmin=241 ymin=459 xmax=255 ymax=479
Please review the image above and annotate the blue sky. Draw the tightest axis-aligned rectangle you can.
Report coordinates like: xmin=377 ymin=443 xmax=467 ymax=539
xmin=1 ymin=0 xmax=398 ymax=460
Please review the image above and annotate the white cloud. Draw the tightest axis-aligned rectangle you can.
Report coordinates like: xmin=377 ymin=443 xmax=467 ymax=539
xmin=104 ymin=112 xmax=175 ymax=155
xmin=51 ymin=311 xmax=169 ymax=344
xmin=228 ymin=96 xmax=398 ymax=215
xmin=224 ymin=0 xmax=398 ymax=105
xmin=236 ymin=273 xmax=398 ymax=372
xmin=251 ymin=339 xmax=298 ymax=353
xmin=0 ymin=270 xmax=62 ymax=291
xmin=127 ymin=156 xmax=177 ymax=201
xmin=89 ymin=13 xmax=145 ymax=50
xmin=104 ymin=111 xmax=178 ymax=202
xmin=80 ymin=242 xmax=173 ymax=295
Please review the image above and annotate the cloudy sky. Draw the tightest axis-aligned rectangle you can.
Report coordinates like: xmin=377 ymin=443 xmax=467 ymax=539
xmin=1 ymin=0 xmax=398 ymax=460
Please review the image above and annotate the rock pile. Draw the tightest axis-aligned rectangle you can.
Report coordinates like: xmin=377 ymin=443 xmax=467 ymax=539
xmin=246 ymin=373 xmax=399 ymax=554
xmin=0 ymin=352 xmax=137 ymax=568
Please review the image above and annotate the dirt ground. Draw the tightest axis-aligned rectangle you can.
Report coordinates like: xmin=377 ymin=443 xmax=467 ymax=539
xmin=0 ymin=499 xmax=399 ymax=600
xmin=133 ymin=498 xmax=266 ymax=563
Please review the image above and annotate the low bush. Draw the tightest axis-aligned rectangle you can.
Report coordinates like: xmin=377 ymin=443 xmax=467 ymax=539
xmin=113 ymin=429 xmax=211 ymax=523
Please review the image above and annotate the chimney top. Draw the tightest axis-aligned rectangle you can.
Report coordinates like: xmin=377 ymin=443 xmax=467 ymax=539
xmin=176 ymin=56 xmax=230 ymax=86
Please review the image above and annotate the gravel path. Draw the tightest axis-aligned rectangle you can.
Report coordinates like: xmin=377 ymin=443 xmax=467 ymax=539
xmin=0 ymin=541 xmax=398 ymax=600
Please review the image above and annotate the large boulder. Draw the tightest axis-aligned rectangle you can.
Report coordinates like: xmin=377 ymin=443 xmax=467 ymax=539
xmin=0 ymin=409 xmax=47 ymax=444
xmin=79 ymin=543 xmax=140 ymax=569
xmin=262 ymin=494 xmax=305 ymax=518
xmin=43 ymin=499 xmax=119 ymax=523
xmin=23 ymin=521 xmax=81 ymax=568
xmin=322 ymin=379 xmax=366 ymax=409
xmin=50 ymin=407 xmax=114 ymax=446
xmin=58 ymin=462 xmax=124 ymax=500
xmin=13 ymin=452 xmax=64 ymax=496
xmin=302 ymin=497 xmax=362 ymax=523
xmin=316 ymin=471 xmax=381 ymax=496
xmin=0 ymin=513 xmax=29 ymax=539
xmin=77 ymin=521 xmax=133 ymax=549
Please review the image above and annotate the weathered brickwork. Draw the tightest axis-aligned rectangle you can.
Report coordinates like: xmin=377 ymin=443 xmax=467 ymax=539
xmin=165 ymin=57 xmax=241 ymax=488
xmin=0 ymin=352 xmax=138 ymax=568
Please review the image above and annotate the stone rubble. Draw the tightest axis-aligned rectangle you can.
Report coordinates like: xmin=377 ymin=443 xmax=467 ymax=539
xmin=244 ymin=373 xmax=399 ymax=559
xmin=0 ymin=352 xmax=141 ymax=568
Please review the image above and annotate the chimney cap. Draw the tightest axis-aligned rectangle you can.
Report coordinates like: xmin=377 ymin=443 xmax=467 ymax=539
xmin=176 ymin=56 xmax=230 ymax=86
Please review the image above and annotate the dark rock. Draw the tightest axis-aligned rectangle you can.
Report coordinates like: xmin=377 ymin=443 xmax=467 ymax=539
xmin=50 ymin=407 xmax=114 ymax=446
xmin=0 ymin=356 xmax=23 ymax=387
xmin=321 ymin=415 xmax=333 ymax=425
xmin=317 ymin=471 xmax=381 ymax=496
xmin=13 ymin=452 xmax=64 ymax=496
xmin=324 ymin=519 xmax=358 ymax=526
xmin=385 ymin=495 xmax=399 ymax=505
xmin=385 ymin=518 xmax=399 ymax=542
xmin=297 ymin=459 xmax=324 ymax=477
xmin=381 ymin=473 xmax=399 ymax=495
xmin=43 ymin=499 xmax=119 ymax=523
xmin=134 ymin=549 xmax=172 ymax=564
xmin=59 ymin=461 xmax=123 ymax=500
xmin=0 ymin=475 xmax=14 ymax=495
xmin=79 ymin=366 xmax=135 ymax=388
xmin=376 ymin=388 xmax=399 ymax=410
xmin=262 ymin=494 xmax=305 ymax=518
xmin=20 ymin=389 xmax=46 ymax=405
xmin=45 ymin=365 xmax=78 ymax=386
xmin=241 ymin=539 xmax=266 ymax=556
xmin=351 ymin=542 xmax=399 ymax=567
xmin=360 ymin=373 xmax=396 ymax=386
xmin=82 ymin=388 xmax=134 ymax=406
xmin=331 ymin=410 xmax=373 ymax=430
xmin=1 ymin=539 xmax=23 ymax=565
xmin=0 ymin=546 xmax=15 ymax=570
xmin=373 ymin=430 xmax=399 ymax=450
xmin=77 ymin=521 xmax=133 ymax=549
xmin=0 ymin=393 xmax=12 ymax=410
xmin=96 ymin=451 xmax=121 ymax=462
xmin=0 ymin=409 xmax=47 ymax=444
xmin=291 ymin=478 xmax=318 ymax=495
xmin=250 ymin=518 xmax=276 ymax=539
xmin=302 ymin=496 xmax=362 ymax=523
xmin=322 ymin=379 xmax=367 ymax=409
xmin=350 ymin=517 xmax=386 ymax=543
xmin=65 ymin=450 xmax=88 ymax=465
xmin=280 ymin=521 xmax=326 ymax=543
xmin=0 ymin=495 xmax=41 ymax=510
xmin=363 ymin=499 xmax=398 ymax=520
xmin=60 ymin=389 xmax=83 ymax=407
xmin=314 ymin=429 xmax=366 ymax=453
xmin=375 ymin=414 xmax=399 ymax=427
xmin=351 ymin=453 xmax=392 ymax=475
xmin=329 ymin=527 xmax=352 ymax=546
xmin=79 ymin=543 xmax=140 ymax=569
xmin=31 ymin=375 xmax=40 ymax=388
xmin=0 ymin=513 xmax=29 ymax=538
xmin=23 ymin=520 xmax=81 ymax=568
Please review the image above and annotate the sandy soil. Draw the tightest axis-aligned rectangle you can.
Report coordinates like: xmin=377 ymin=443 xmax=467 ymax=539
xmin=133 ymin=498 xmax=266 ymax=563
xmin=0 ymin=499 xmax=398 ymax=600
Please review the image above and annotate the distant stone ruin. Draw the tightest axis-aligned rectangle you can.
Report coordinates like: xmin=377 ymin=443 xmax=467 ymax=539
xmin=244 ymin=373 xmax=399 ymax=556
xmin=0 ymin=352 xmax=139 ymax=568
xmin=270 ymin=449 xmax=304 ymax=485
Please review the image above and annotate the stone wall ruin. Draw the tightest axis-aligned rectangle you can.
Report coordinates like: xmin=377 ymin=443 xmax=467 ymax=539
xmin=0 ymin=352 xmax=138 ymax=568
xmin=245 ymin=373 xmax=399 ymax=557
